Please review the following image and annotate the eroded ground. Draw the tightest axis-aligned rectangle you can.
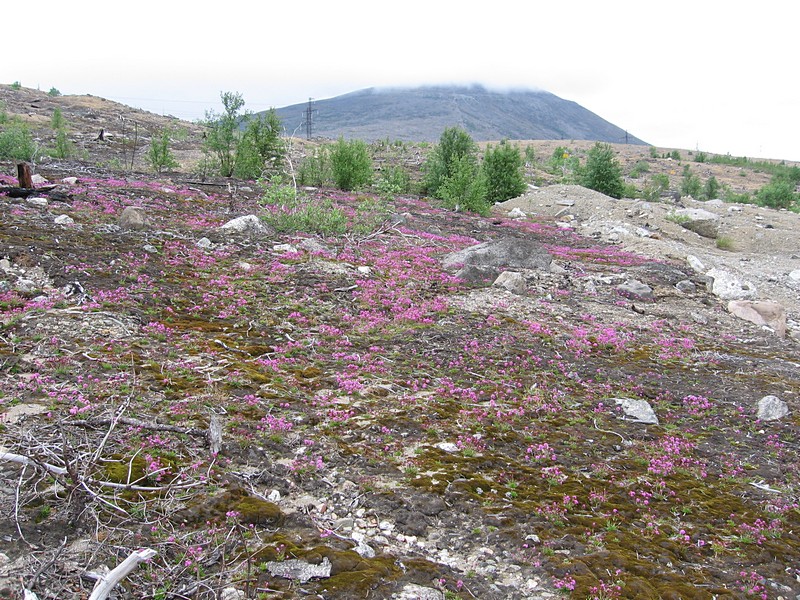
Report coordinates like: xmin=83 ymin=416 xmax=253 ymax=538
xmin=1 ymin=169 xmax=799 ymax=600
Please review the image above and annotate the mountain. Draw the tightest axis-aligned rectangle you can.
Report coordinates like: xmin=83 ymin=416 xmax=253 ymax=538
xmin=271 ymin=84 xmax=647 ymax=144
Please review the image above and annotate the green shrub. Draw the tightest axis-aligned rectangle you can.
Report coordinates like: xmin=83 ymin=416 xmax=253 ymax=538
xmin=146 ymin=128 xmax=179 ymax=173
xmin=579 ymin=142 xmax=624 ymax=199
xmin=51 ymin=108 xmax=66 ymax=131
xmin=0 ymin=122 xmax=36 ymax=160
xmin=376 ymin=165 xmax=410 ymax=200
xmin=680 ymin=166 xmax=701 ymax=197
xmin=483 ymin=140 xmax=526 ymax=203
xmin=670 ymin=150 xmax=681 ymax=160
xmin=643 ymin=173 xmax=670 ymax=201
xmin=51 ymin=129 xmax=73 ymax=159
xmin=423 ymin=127 xmax=478 ymax=197
xmin=701 ymin=175 xmax=719 ymax=200
xmin=235 ymin=109 xmax=285 ymax=179
xmin=756 ymin=178 xmax=797 ymax=209
xmin=723 ymin=187 xmax=752 ymax=205
xmin=10 ymin=81 xmax=21 ymax=90
xmin=439 ymin=155 xmax=489 ymax=215
xmin=621 ymin=183 xmax=639 ymax=199
xmin=629 ymin=160 xmax=650 ymax=178
xmin=694 ymin=151 xmax=708 ymax=163
xmin=201 ymin=91 xmax=246 ymax=177
xmin=649 ymin=146 xmax=659 ymax=158
xmin=260 ymin=184 xmax=347 ymax=235
xmin=48 ymin=87 xmax=61 ymax=97
xmin=329 ymin=138 xmax=372 ymax=191
xmin=298 ymin=146 xmax=331 ymax=187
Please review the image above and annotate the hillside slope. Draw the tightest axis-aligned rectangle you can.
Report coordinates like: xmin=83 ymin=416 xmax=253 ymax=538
xmin=273 ymin=85 xmax=647 ymax=144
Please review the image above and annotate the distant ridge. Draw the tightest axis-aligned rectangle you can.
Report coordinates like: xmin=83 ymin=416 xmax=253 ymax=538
xmin=272 ymin=85 xmax=647 ymax=144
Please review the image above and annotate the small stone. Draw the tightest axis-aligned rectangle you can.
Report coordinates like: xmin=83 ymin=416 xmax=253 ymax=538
xmin=273 ymin=243 xmax=298 ymax=253
xmin=507 ymin=207 xmax=527 ymax=219
xmin=31 ymin=174 xmax=48 ymax=185
xmin=119 ymin=206 xmax=148 ymax=230
xmin=267 ymin=489 xmax=281 ymax=502
xmin=196 ymin=237 xmax=213 ymax=249
xmin=357 ymin=266 xmax=371 ymax=275
xmin=61 ymin=176 xmax=78 ymax=185
xmin=756 ymin=395 xmax=789 ymax=421
xmin=789 ymin=269 xmax=800 ymax=282
xmin=143 ymin=244 xmax=158 ymax=254
xmin=614 ymin=398 xmax=659 ymax=424
xmin=435 ymin=442 xmax=459 ymax=453
xmin=54 ymin=214 xmax=74 ymax=225
xmin=675 ymin=279 xmax=696 ymax=293
xmin=686 ymin=254 xmax=706 ymax=273
xmin=617 ymin=279 xmax=654 ymax=301
xmin=354 ymin=539 xmax=375 ymax=558
xmin=220 ymin=587 xmax=245 ymax=600
xmin=493 ymin=271 xmax=527 ymax=295
xmin=27 ymin=197 xmax=48 ymax=207
xmin=220 ymin=214 xmax=270 ymax=236
xmin=728 ymin=300 xmax=787 ymax=337
xmin=707 ymin=268 xmax=757 ymax=300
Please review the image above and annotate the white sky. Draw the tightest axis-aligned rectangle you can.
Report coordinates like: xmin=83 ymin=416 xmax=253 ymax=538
xmin=9 ymin=0 xmax=799 ymax=161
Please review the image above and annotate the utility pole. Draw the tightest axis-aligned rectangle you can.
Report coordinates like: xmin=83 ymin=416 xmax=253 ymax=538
xmin=304 ymin=98 xmax=316 ymax=140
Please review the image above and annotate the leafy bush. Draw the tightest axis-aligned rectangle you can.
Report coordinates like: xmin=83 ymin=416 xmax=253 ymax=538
xmin=643 ymin=173 xmax=670 ymax=201
xmin=329 ymin=138 xmax=372 ymax=191
xmin=680 ymin=166 xmax=701 ymax=197
xmin=234 ymin=109 xmax=285 ymax=179
xmin=694 ymin=151 xmax=708 ymax=163
xmin=701 ymin=175 xmax=719 ymax=200
xmin=439 ymin=155 xmax=489 ymax=215
xmin=423 ymin=127 xmax=478 ymax=197
xmin=669 ymin=150 xmax=681 ymax=160
xmin=298 ymin=146 xmax=331 ymax=187
xmin=201 ymin=91 xmax=246 ymax=177
xmin=579 ymin=143 xmax=624 ymax=199
xmin=621 ymin=183 xmax=639 ymax=199
xmin=146 ymin=128 xmax=179 ymax=173
xmin=51 ymin=129 xmax=73 ymax=159
xmin=649 ymin=146 xmax=659 ymax=158
xmin=51 ymin=108 xmax=66 ymax=131
xmin=376 ymin=165 xmax=410 ymax=200
xmin=260 ymin=184 xmax=347 ymax=235
xmin=756 ymin=178 xmax=797 ymax=209
xmin=483 ymin=140 xmax=526 ymax=203
xmin=629 ymin=161 xmax=650 ymax=178
xmin=48 ymin=87 xmax=61 ymax=97
xmin=10 ymin=81 xmax=21 ymax=90
xmin=0 ymin=122 xmax=36 ymax=161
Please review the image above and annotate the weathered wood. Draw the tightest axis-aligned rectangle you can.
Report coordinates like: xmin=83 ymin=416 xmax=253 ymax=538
xmin=17 ymin=163 xmax=33 ymax=188
xmin=0 ymin=185 xmax=56 ymax=198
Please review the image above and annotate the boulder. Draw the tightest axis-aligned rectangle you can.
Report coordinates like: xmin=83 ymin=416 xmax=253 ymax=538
xmin=442 ymin=239 xmax=552 ymax=272
xmin=220 ymin=214 xmax=272 ymax=236
xmin=789 ymin=269 xmax=800 ymax=282
xmin=727 ymin=300 xmax=787 ymax=337
xmin=493 ymin=271 xmax=527 ymax=295
xmin=706 ymin=268 xmax=757 ymax=300
xmin=614 ymin=398 xmax=658 ymax=424
xmin=686 ymin=254 xmax=706 ymax=273
xmin=454 ymin=264 xmax=500 ymax=285
xmin=119 ymin=206 xmax=148 ymax=230
xmin=756 ymin=395 xmax=789 ymax=421
xmin=54 ymin=214 xmax=74 ymax=225
xmin=674 ymin=208 xmax=720 ymax=239
xmin=617 ymin=279 xmax=654 ymax=301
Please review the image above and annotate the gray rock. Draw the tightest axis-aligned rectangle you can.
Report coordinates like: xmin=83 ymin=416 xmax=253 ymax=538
xmin=61 ymin=176 xmax=78 ymax=185
xmin=119 ymin=206 xmax=148 ymax=230
xmin=617 ymin=279 xmax=654 ymax=300
xmin=507 ymin=207 xmax=527 ymax=219
xmin=54 ymin=214 xmax=74 ymax=225
xmin=706 ymin=268 xmax=757 ymax=300
xmin=676 ymin=279 xmax=696 ymax=293
xmin=220 ymin=588 xmax=245 ymax=600
xmin=143 ymin=244 xmax=158 ymax=254
xmin=674 ymin=208 xmax=720 ymax=239
xmin=220 ymin=214 xmax=270 ymax=236
xmin=614 ymin=398 xmax=659 ymax=424
xmin=789 ymin=269 xmax=800 ymax=282
xmin=395 ymin=584 xmax=443 ymax=600
xmin=443 ymin=239 xmax=552 ymax=271
xmin=686 ymin=254 xmax=706 ymax=273
xmin=454 ymin=264 xmax=500 ymax=285
xmin=265 ymin=557 xmax=331 ymax=583
xmin=196 ymin=237 xmax=213 ymax=249
xmin=728 ymin=300 xmax=787 ymax=337
xmin=756 ymin=395 xmax=788 ymax=421
xmin=31 ymin=174 xmax=48 ymax=185
xmin=26 ymin=197 xmax=48 ymax=207
xmin=493 ymin=271 xmax=527 ymax=295
xmin=353 ymin=539 xmax=375 ymax=558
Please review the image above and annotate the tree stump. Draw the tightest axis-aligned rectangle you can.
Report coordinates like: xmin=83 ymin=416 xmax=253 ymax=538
xmin=17 ymin=163 xmax=33 ymax=188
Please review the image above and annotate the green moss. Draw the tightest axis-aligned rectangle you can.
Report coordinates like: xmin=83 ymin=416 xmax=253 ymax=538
xmin=235 ymin=496 xmax=284 ymax=526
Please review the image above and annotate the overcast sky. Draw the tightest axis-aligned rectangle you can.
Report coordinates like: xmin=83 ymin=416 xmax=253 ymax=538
xmin=9 ymin=0 xmax=799 ymax=161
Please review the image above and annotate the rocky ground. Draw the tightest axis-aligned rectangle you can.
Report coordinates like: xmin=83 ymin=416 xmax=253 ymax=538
xmin=1 ymin=86 xmax=800 ymax=600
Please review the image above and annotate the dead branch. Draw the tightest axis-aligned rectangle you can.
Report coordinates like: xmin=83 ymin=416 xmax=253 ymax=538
xmin=87 ymin=548 xmax=157 ymax=600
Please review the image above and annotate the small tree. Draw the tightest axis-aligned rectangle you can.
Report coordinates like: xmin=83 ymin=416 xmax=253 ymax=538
xmin=146 ymin=128 xmax=179 ymax=173
xmin=439 ymin=155 xmax=489 ymax=215
xmin=483 ymin=140 xmax=526 ymax=203
xmin=681 ymin=165 xmax=701 ymax=197
xmin=701 ymin=175 xmax=719 ymax=200
xmin=580 ymin=143 xmax=624 ymax=199
xmin=329 ymin=138 xmax=372 ymax=191
xmin=202 ymin=91 xmax=246 ymax=177
xmin=756 ymin=178 xmax=797 ymax=209
xmin=234 ymin=109 xmax=285 ymax=179
xmin=423 ymin=127 xmax=478 ymax=197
